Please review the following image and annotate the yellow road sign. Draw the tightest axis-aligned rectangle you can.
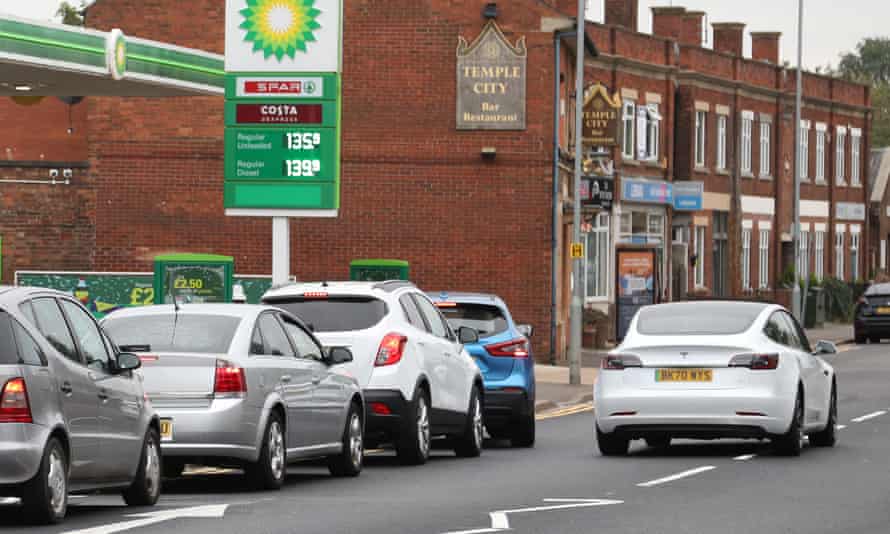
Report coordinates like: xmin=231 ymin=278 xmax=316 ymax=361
xmin=571 ymin=242 xmax=584 ymax=259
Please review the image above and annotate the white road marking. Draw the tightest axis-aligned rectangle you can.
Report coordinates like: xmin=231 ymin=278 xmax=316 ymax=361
xmin=441 ymin=498 xmax=622 ymax=534
xmin=636 ymin=466 xmax=716 ymax=488
xmin=733 ymin=454 xmax=756 ymax=461
xmin=851 ymin=410 xmax=887 ymax=423
xmin=836 ymin=424 xmax=847 ymax=430
xmin=62 ymin=504 xmax=228 ymax=534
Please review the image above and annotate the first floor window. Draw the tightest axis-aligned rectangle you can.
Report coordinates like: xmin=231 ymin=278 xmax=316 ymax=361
xmin=622 ymin=100 xmax=636 ymax=159
xmin=695 ymin=110 xmax=707 ymax=167
xmin=814 ymin=231 xmax=825 ymax=280
xmin=760 ymin=122 xmax=771 ymax=177
xmin=741 ymin=116 xmax=753 ymax=174
xmin=816 ymin=128 xmax=826 ymax=182
xmin=759 ymin=229 xmax=770 ymax=289
xmin=742 ymin=228 xmax=752 ymax=290
xmin=851 ymin=130 xmax=862 ymax=186
xmin=584 ymin=214 xmax=610 ymax=299
xmin=645 ymin=104 xmax=661 ymax=161
xmin=717 ymin=115 xmax=728 ymax=170
xmin=694 ymin=226 xmax=706 ymax=288
xmin=851 ymin=232 xmax=860 ymax=281
xmin=835 ymin=232 xmax=845 ymax=280
xmin=836 ymin=128 xmax=847 ymax=184
xmin=799 ymin=121 xmax=810 ymax=181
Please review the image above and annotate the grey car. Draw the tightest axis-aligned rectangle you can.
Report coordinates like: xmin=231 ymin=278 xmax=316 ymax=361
xmin=0 ymin=287 xmax=160 ymax=524
xmin=102 ymin=304 xmax=365 ymax=489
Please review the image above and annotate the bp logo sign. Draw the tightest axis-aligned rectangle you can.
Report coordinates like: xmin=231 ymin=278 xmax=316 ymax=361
xmin=239 ymin=0 xmax=322 ymax=61
xmin=225 ymin=0 xmax=341 ymax=73
xmin=106 ymin=29 xmax=127 ymax=80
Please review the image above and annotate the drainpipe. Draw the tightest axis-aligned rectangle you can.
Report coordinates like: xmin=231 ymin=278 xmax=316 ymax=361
xmin=551 ymin=29 xmax=575 ymax=365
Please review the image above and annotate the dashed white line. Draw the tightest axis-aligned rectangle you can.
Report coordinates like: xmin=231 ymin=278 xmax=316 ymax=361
xmin=851 ymin=410 xmax=886 ymax=423
xmin=733 ymin=454 xmax=756 ymax=461
xmin=636 ymin=466 xmax=716 ymax=488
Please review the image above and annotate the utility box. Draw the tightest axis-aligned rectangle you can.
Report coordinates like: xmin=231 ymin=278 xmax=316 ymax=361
xmin=349 ymin=259 xmax=410 ymax=282
xmin=153 ymin=253 xmax=234 ymax=304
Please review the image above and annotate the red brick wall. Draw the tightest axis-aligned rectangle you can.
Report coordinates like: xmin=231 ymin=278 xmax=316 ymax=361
xmin=0 ymin=98 xmax=88 ymax=162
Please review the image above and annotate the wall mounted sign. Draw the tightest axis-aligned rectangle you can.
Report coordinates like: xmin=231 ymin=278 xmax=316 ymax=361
xmin=672 ymin=181 xmax=704 ymax=211
xmin=582 ymin=83 xmax=621 ymax=146
xmin=621 ymin=177 xmax=672 ymax=205
xmin=456 ymin=21 xmax=526 ymax=130
xmin=835 ymin=202 xmax=866 ymax=221
xmin=582 ymin=176 xmax=614 ymax=209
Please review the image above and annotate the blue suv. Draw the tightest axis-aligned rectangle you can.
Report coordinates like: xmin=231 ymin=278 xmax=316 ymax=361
xmin=428 ymin=292 xmax=535 ymax=447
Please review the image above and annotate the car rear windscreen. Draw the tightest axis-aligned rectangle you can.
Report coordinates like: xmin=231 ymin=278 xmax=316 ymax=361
xmin=270 ymin=298 xmax=387 ymax=332
xmin=439 ymin=304 xmax=508 ymax=338
xmin=0 ymin=311 xmax=18 ymax=364
xmin=636 ymin=302 xmax=765 ymax=336
xmin=103 ymin=314 xmax=241 ymax=353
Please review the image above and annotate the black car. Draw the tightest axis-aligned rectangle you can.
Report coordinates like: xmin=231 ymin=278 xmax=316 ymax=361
xmin=854 ymin=283 xmax=890 ymax=344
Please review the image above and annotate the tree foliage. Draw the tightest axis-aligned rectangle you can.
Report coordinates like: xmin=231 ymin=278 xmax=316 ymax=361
xmin=837 ymin=38 xmax=890 ymax=148
xmin=56 ymin=1 xmax=84 ymax=26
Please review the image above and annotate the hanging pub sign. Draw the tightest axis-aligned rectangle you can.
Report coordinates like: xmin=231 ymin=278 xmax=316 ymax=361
xmin=456 ymin=21 xmax=527 ymax=130
xmin=582 ymin=83 xmax=622 ymax=147
xmin=582 ymin=176 xmax=614 ymax=209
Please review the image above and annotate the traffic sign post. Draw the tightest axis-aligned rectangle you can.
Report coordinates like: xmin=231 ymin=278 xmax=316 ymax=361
xmin=224 ymin=0 xmax=343 ymax=283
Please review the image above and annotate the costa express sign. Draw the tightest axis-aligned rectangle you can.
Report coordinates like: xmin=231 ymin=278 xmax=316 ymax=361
xmin=582 ymin=83 xmax=621 ymax=147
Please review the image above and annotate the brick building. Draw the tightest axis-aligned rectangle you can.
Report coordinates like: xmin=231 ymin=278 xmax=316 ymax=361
xmin=0 ymin=0 xmax=873 ymax=362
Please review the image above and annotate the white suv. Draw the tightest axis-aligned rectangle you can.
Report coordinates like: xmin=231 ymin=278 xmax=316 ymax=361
xmin=262 ymin=281 xmax=484 ymax=464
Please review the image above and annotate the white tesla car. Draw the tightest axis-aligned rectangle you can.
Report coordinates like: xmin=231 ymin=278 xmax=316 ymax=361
xmin=594 ymin=301 xmax=838 ymax=456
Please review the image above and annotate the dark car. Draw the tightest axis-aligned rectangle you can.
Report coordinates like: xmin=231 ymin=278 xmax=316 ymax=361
xmin=854 ymin=283 xmax=890 ymax=343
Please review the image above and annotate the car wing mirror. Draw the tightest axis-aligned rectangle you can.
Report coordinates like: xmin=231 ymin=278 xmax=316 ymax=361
xmin=457 ymin=326 xmax=479 ymax=345
xmin=115 ymin=353 xmax=142 ymax=373
xmin=517 ymin=324 xmax=534 ymax=338
xmin=326 ymin=346 xmax=354 ymax=366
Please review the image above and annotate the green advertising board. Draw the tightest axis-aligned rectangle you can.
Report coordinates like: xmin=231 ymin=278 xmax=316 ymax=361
xmin=16 ymin=271 xmax=276 ymax=318
xmin=349 ymin=259 xmax=410 ymax=282
xmin=153 ymin=254 xmax=234 ymax=304
xmin=224 ymin=1 xmax=343 ymax=215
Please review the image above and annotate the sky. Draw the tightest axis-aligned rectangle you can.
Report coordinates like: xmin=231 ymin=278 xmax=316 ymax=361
xmin=0 ymin=0 xmax=887 ymax=69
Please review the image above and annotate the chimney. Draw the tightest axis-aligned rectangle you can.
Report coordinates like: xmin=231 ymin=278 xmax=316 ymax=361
xmin=751 ymin=32 xmax=781 ymax=64
xmin=651 ymin=6 xmax=685 ymax=42
xmin=682 ymin=11 xmax=705 ymax=47
xmin=605 ymin=0 xmax=639 ymax=32
xmin=712 ymin=22 xmax=745 ymax=56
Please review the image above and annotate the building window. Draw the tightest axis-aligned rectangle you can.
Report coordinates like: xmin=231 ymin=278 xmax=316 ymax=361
xmin=835 ymin=231 xmax=845 ymax=280
xmin=716 ymin=115 xmax=727 ymax=171
xmin=815 ymin=127 xmax=826 ymax=183
xmin=799 ymin=120 xmax=810 ymax=181
xmin=584 ymin=214 xmax=610 ymax=300
xmin=851 ymin=129 xmax=862 ymax=186
xmin=851 ymin=231 xmax=860 ymax=280
xmin=644 ymin=104 xmax=661 ymax=161
xmin=814 ymin=231 xmax=825 ymax=280
xmin=619 ymin=211 xmax=664 ymax=245
xmin=695 ymin=110 xmax=707 ymax=168
xmin=622 ymin=100 xmax=635 ymax=160
xmin=759 ymin=229 xmax=770 ymax=289
xmin=798 ymin=230 xmax=810 ymax=280
xmin=694 ymin=226 xmax=705 ymax=288
xmin=742 ymin=228 xmax=752 ymax=290
xmin=741 ymin=115 xmax=753 ymax=174
xmin=759 ymin=122 xmax=771 ymax=177
xmin=836 ymin=127 xmax=847 ymax=185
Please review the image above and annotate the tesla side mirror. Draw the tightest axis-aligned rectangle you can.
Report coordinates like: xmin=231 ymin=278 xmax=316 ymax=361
xmin=517 ymin=324 xmax=534 ymax=338
xmin=813 ymin=340 xmax=838 ymax=356
xmin=326 ymin=346 xmax=354 ymax=366
xmin=116 ymin=353 xmax=142 ymax=372
xmin=457 ymin=326 xmax=479 ymax=345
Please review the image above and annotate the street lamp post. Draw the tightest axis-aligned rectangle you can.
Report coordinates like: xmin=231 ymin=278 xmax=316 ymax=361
xmin=569 ymin=0 xmax=586 ymax=386
xmin=792 ymin=0 xmax=804 ymax=321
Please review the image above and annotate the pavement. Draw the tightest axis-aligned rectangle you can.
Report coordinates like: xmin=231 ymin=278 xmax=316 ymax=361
xmin=533 ymin=322 xmax=855 ymax=414
xmin=4 ymin=340 xmax=888 ymax=534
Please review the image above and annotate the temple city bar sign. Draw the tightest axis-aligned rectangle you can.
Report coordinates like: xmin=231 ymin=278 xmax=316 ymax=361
xmin=456 ymin=21 xmax=526 ymax=130
xmin=582 ymin=83 xmax=621 ymax=147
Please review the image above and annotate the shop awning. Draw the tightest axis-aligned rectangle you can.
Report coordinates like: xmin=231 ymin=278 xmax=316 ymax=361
xmin=0 ymin=15 xmax=223 ymax=97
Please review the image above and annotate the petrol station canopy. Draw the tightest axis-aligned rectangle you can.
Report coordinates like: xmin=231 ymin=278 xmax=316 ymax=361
xmin=0 ymin=14 xmax=223 ymax=97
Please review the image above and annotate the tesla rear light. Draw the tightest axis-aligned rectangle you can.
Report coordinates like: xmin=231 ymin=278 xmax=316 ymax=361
xmin=729 ymin=353 xmax=779 ymax=370
xmin=376 ymin=333 xmax=408 ymax=366
xmin=601 ymin=354 xmax=643 ymax=370
xmin=485 ymin=339 xmax=530 ymax=358
xmin=214 ymin=359 xmax=247 ymax=397
xmin=0 ymin=377 xmax=32 ymax=423
xmin=370 ymin=402 xmax=391 ymax=415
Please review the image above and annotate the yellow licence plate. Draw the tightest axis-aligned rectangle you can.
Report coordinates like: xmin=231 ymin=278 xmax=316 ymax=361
xmin=160 ymin=419 xmax=173 ymax=441
xmin=877 ymin=307 xmax=890 ymax=315
xmin=655 ymin=369 xmax=713 ymax=382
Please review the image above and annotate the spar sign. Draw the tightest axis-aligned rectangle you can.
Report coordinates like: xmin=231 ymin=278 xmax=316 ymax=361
xmin=224 ymin=0 xmax=343 ymax=214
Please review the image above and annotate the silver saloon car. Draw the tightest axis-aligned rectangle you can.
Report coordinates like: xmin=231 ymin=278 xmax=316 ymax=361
xmin=102 ymin=304 xmax=365 ymax=489
xmin=0 ymin=287 xmax=160 ymax=525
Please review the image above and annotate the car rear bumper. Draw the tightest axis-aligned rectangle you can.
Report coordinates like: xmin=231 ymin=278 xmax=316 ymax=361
xmin=482 ymin=389 xmax=532 ymax=427
xmin=0 ymin=423 xmax=50 ymax=487
xmin=153 ymin=398 xmax=260 ymax=462
xmin=362 ymin=389 xmax=408 ymax=440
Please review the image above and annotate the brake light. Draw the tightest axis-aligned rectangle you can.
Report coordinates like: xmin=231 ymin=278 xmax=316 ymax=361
xmin=369 ymin=402 xmax=392 ymax=415
xmin=0 ymin=378 xmax=32 ymax=423
xmin=302 ymin=292 xmax=329 ymax=299
xmin=434 ymin=302 xmax=457 ymax=308
xmin=601 ymin=354 xmax=643 ymax=370
xmin=376 ymin=334 xmax=407 ymax=366
xmin=729 ymin=353 xmax=779 ymax=370
xmin=485 ymin=339 xmax=530 ymax=358
xmin=214 ymin=360 xmax=247 ymax=397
